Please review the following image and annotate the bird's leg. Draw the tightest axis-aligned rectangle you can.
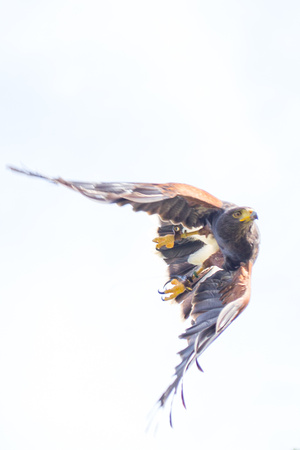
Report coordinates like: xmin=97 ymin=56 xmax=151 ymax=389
xmin=153 ymin=225 xmax=210 ymax=250
xmin=160 ymin=266 xmax=206 ymax=301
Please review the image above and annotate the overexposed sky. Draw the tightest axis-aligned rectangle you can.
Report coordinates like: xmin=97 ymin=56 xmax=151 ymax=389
xmin=1 ymin=1 xmax=300 ymax=449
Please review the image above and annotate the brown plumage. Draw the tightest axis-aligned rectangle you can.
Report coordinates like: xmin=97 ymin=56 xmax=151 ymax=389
xmin=9 ymin=166 xmax=260 ymax=424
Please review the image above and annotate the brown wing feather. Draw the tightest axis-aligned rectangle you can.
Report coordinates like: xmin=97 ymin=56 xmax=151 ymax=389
xmin=216 ymin=261 xmax=252 ymax=333
xmin=8 ymin=167 xmax=224 ymax=228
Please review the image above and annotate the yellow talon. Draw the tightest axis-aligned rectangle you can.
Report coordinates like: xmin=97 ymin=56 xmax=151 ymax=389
xmin=161 ymin=278 xmax=185 ymax=301
xmin=153 ymin=234 xmax=175 ymax=249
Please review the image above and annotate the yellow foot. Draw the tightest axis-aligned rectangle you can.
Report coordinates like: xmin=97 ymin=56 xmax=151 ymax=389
xmin=153 ymin=234 xmax=175 ymax=249
xmin=159 ymin=267 xmax=206 ymax=301
xmin=159 ymin=278 xmax=186 ymax=301
xmin=153 ymin=226 xmax=212 ymax=250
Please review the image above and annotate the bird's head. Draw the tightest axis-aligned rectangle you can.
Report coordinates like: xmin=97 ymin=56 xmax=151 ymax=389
xmin=213 ymin=206 xmax=259 ymax=268
xmin=215 ymin=206 xmax=258 ymax=235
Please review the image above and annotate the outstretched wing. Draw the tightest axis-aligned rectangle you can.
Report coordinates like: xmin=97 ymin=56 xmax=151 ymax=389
xmin=8 ymin=166 xmax=223 ymax=228
xmin=158 ymin=262 xmax=252 ymax=425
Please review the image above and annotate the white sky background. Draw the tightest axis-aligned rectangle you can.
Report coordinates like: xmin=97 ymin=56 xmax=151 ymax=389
xmin=1 ymin=0 xmax=300 ymax=449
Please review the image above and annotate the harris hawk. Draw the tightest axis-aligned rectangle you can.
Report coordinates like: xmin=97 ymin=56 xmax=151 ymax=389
xmin=9 ymin=166 xmax=259 ymax=422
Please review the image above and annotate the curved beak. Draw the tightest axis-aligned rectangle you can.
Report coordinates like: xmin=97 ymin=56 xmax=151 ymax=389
xmin=250 ymin=211 xmax=258 ymax=221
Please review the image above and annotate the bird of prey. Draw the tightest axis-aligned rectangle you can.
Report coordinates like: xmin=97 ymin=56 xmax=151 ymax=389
xmin=9 ymin=166 xmax=259 ymax=423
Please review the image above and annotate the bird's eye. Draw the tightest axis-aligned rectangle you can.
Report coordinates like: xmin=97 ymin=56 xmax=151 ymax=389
xmin=232 ymin=211 xmax=242 ymax=219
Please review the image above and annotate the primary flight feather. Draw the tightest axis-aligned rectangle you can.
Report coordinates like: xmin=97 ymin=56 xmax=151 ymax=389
xmin=9 ymin=166 xmax=259 ymax=423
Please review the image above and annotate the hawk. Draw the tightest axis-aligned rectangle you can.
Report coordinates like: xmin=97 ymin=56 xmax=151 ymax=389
xmin=9 ymin=166 xmax=259 ymax=423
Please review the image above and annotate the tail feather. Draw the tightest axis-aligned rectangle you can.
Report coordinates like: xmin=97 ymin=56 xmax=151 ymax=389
xmin=156 ymin=270 xmax=232 ymax=422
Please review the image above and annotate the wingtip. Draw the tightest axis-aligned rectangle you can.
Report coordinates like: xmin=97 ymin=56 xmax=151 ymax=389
xmin=7 ymin=164 xmax=22 ymax=173
xmin=7 ymin=165 xmax=58 ymax=184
